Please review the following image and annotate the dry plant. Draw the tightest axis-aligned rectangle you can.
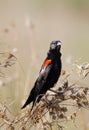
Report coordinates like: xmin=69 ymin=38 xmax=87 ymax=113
xmin=0 ymin=52 xmax=17 ymax=77
xmin=0 ymin=55 xmax=89 ymax=130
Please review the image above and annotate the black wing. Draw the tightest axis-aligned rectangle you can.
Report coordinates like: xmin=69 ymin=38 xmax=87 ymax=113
xmin=21 ymin=58 xmax=52 ymax=109
xmin=32 ymin=59 xmax=53 ymax=102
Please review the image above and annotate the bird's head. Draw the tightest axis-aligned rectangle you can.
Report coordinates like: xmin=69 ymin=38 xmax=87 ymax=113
xmin=50 ymin=40 xmax=62 ymax=51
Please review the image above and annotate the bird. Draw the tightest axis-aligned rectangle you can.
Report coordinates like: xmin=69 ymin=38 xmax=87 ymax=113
xmin=21 ymin=40 xmax=62 ymax=110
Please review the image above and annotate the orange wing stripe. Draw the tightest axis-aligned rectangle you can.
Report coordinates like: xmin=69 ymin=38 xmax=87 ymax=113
xmin=43 ymin=59 xmax=52 ymax=68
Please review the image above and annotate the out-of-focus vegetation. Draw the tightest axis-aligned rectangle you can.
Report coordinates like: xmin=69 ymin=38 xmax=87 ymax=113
xmin=0 ymin=0 xmax=89 ymax=130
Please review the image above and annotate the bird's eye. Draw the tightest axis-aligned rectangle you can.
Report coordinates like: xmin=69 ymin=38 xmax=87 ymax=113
xmin=51 ymin=44 xmax=56 ymax=49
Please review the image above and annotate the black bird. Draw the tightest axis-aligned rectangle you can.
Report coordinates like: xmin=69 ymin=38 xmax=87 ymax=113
xmin=21 ymin=40 xmax=62 ymax=110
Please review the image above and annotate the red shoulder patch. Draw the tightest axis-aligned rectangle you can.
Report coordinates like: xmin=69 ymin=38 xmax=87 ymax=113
xmin=43 ymin=59 xmax=52 ymax=69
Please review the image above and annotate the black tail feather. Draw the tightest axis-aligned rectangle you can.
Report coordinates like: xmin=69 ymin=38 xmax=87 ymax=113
xmin=21 ymin=87 xmax=35 ymax=109
xmin=21 ymin=96 xmax=32 ymax=109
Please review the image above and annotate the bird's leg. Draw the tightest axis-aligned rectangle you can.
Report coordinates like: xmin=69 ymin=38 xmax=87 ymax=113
xmin=30 ymin=102 xmax=34 ymax=111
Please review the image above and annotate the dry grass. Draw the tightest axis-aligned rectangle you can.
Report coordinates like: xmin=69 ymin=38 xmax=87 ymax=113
xmin=0 ymin=54 xmax=89 ymax=130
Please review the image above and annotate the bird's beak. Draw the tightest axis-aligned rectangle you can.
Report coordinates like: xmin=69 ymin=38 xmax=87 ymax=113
xmin=57 ymin=41 xmax=62 ymax=46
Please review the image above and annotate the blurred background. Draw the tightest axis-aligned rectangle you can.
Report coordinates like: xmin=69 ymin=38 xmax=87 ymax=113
xmin=0 ymin=0 xmax=89 ymax=130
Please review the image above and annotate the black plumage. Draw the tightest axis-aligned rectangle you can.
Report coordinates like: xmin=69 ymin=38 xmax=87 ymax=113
xmin=21 ymin=40 xmax=62 ymax=110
